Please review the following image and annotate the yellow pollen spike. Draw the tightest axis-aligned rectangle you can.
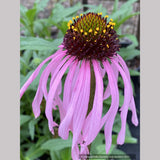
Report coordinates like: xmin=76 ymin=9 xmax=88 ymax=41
xmin=94 ymin=40 xmax=97 ymax=42
xmin=103 ymin=29 xmax=106 ymax=33
xmin=80 ymin=29 xmax=83 ymax=33
xmin=104 ymin=15 xmax=109 ymax=18
xmin=76 ymin=16 xmax=79 ymax=19
xmin=107 ymin=44 xmax=109 ymax=48
xmin=73 ymin=37 xmax=75 ymax=40
xmin=80 ymin=14 xmax=83 ymax=16
xmin=74 ymin=28 xmax=77 ymax=31
xmin=109 ymin=34 xmax=111 ymax=37
xmin=109 ymin=22 xmax=112 ymax=25
xmin=84 ymin=32 xmax=87 ymax=35
xmin=111 ymin=26 xmax=113 ymax=29
xmin=94 ymin=31 xmax=98 ymax=35
xmin=89 ymin=29 xmax=92 ymax=33
xmin=112 ymin=22 xmax=116 ymax=26
xmin=107 ymin=25 xmax=110 ymax=28
xmin=72 ymin=17 xmax=75 ymax=20
xmin=72 ymin=26 xmax=74 ymax=29
xmin=110 ymin=19 xmax=113 ymax=22
xmin=96 ymin=27 xmax=99 ymax=31
xmin=98 ymin=12 xmax=102 ymax=15
xmin=69 ymin=20 xmax=72 ymax=24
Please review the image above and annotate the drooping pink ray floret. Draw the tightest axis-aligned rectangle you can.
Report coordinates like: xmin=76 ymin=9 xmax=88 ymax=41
xmin=20 ymin=12 xmax=138 ymax=160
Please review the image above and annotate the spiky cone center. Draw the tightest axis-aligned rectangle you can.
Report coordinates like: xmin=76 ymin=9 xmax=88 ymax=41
xmin=63 ymin=12 xmax=120 ymax=61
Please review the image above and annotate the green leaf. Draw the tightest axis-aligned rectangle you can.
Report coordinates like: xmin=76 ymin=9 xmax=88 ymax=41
xmin=34 ymin=0 xmax=49 ymax=14
xmin=51 ymin=2 xmax=82 ymax=24
xmin=50 ymin=151 xmax=61 ymax=160
xmin=41 ymin=138 xmax=72 ymax=151
xmin=26 ymin=8 xmax=37 ymax=25
xmin=20 ymin=5 xmax=28 ymax=17
xmin=124 ymin=137 xmax=138 ymax=143
xmin=28 ymin=118 xmax=40 ymax=140
xmin=117 ymin=48 xmax=140 ymax=61
xmin=25 ymin=144 xmax=46 ymax=160
xmin=129 ymin=69 xmax=140 ymax=76
xmin=20 ymin=57 xmax=32 ymax=71
xmin=96 ymin=144 xmax=116 ymax=155
xmin=60 ymin=147 xmax=72 ymax=160
xmin=111 ymin=0 xmax=137 ymax=20
xmin=115 ymin=12 xmax=140 ymax=30
xmin=90 ymin=133 xmax=105 ymax=154
xmin=112 ymin=0 xmax=119 ymax=14
xmin=20 ymin=115 xmax=32 ymax=126
xmin=20 ymin=37 xmax=63 ymax=51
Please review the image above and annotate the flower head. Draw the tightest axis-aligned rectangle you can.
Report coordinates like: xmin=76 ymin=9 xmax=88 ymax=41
xmin=64 ymin=12 xmax=120 ymax=61
xmin=20 ymin=12 xmax=138 ymax=160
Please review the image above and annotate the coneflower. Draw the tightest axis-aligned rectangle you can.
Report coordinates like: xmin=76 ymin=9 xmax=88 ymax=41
xmin=20 ymin=12 xmax=138 ymax=160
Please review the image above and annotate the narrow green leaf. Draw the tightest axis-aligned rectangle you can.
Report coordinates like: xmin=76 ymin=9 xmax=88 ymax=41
xmin=28 ymin=118 xmax=40 ymax=140
xmin=115 ymin=12 xmax=140 ymax=30
xmin=112 ymin=0 xmax=119 ymax=14
xmin=20 ymin=115 xmax=32 ymax=126
xmin=111 ymin=0 xmax=137 ymax=20
xmin=25 ymin=144 xmax=46 ymax=160
xmin=26 ymin=8 xmax=37 ymax=25
xmin=41 ymin=138 xmax=72 ymax=151
xmin=20 ymin=37 xmax=63 ymax=51
xmin=51 ymin=2 xmax=82 ymax=24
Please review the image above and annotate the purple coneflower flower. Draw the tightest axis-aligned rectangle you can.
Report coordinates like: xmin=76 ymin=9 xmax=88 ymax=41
xmin=20 ymin=12 xmax=138 ymax=159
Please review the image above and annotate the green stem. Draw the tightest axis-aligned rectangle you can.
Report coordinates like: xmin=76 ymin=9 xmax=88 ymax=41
xmin=87 ymin=62 xmax=95 ymax=116
xmin=87 ymin=62 xmax=96 ymax=152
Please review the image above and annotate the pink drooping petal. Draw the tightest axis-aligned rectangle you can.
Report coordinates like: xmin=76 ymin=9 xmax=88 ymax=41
xmin=45 ymin=57 xmax=74 ymax=134
xmin=63 ymin=60 xmax=79 ymax=114
xmin=97 ymin=62 xmax=105 ymax=78
xmin=72 ymin=60 xmax=91 ymax=149
xmin=117 ymin=54 xmax=138 ymax=126
xmin=112 ymin=59 xmax=132 ymax=145
xmin=130 ymin=96 xmax=139 ymax=126
xmin=58 ymin=60 xmax=85 ymax=140
xmin=20 ymin=48 xmax=65 ymax=98
xmin=71 ymin=144 xmax=80 ymax=160
xmin=102 ymin=60 xmax=119 ymax=153
xmin=32 ymin=51 xmax=65 ymax=118
xmin=80 ymin=144 xmax=89 ymax=155
xmin=83 ymin=60 xmax=103 ymax=146
xmin=71 ymin=61 xmax=81 ymax=92
xmin=103 ymin=56 xmax=119 ymax=100
xmin=43 ymin=55 xmax=69 ymax=100
xmin=103 ymin=84 xmax=110 ymax=100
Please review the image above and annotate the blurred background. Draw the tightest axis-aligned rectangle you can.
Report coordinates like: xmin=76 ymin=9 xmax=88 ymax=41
xmin=20 ymin=0 xmax=140 ymax=160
